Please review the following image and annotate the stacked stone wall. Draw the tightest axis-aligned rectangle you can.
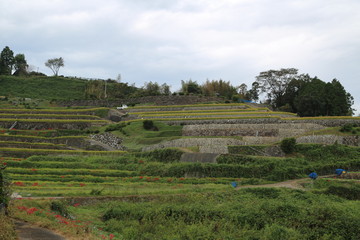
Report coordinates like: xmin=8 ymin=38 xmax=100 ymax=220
xmin=296 ymin=135 xmax=360 ymax=146
xmin=142 ymin=138 xmax=244 ymax=153
xmin=182 ymin=123 xmax=324 ymax=138
xmin=57 ymin=95 xmax=223 ymax=107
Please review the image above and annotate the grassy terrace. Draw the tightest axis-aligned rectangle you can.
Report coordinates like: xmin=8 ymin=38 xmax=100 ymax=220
xmin=128 ymin=103 xmax=249 ymax=109
xmin=134 ymin=111 xmax=297 ymax=118
xmin=129 ymin=108 xmax=270 ymax=115
xmin=0 ymin=107 xmax=109 ymax=114
xmin=0 ymin=119 xmax=108 ymax=125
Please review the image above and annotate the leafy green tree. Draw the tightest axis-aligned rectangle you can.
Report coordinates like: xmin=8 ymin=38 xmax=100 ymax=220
xmin=294 ymin=77 xmax=353 ymax=117
xmin=181 ymin=79 xmax=202 ymax=95
xmin=255 ymin=68 xmax=299 ymax=108
xmin=0 ymin=46 xmax=14 ymax=75
xmin=45 ymin=57 xmax=64 ymax=76
xmin=13 ymin=54 xmax=28 ymax=76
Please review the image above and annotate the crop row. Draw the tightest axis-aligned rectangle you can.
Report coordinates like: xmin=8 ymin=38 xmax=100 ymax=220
xmin=128 ymin=103 xmax=248 ymax=109
xmin=7 ymin=167 xmax=134 ymax=177
xmin=129 ymin=108 xmax=270 ymax=115
xmin=0 ymin=107 xmax=109 ymax=114
xmin=0 ymin=118 xmax=108 ymax=123
xmin=0 ymin=113 xmax=101 ymax=120
xmin=0 ymin=141 xmax=68 ymax=149
xmin=124 ymin=116 xmax=281 ymax=123
xmin=134 ymin=111 xmax=297 ymax=117
xmin=0 ymin=148 xmax=126 ymax=157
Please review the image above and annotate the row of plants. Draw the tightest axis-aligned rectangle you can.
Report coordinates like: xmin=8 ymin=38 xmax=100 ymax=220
xmin=0 ymin=107 xmax=109 ymax=114
xmin=0 ymin=141 xmax=68 ymax=149
xmin=0 ymin=113 xmax=101 ymax=119
xmin=128 ymin=103 xmax=248 ymax=109
xmin=0 ymin=148 xmax=126 ymax=157
xmin=135 ymin=111 xmax=297 ymax=118
xmin=0 ymin=118 xmax=108 ymax=123
xmin=129 ymin=107 xmax=270 ymax=115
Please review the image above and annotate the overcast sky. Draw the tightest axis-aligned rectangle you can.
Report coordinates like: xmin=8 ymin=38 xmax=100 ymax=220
xmin=1 ymin=0 xmax=360 ymax=113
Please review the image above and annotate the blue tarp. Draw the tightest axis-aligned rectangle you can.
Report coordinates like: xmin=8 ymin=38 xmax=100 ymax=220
xmin=309 ymin=172 xmax=318 ymax=180
xmin=231 ymin=182 xmax=238 ymax=188
xmin=335 ymin=169 xmax=346 ymax=176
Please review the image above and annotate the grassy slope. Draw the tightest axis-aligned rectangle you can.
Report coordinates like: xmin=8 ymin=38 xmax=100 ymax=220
xmin=0 ymin=75 xmax=86 ymax=100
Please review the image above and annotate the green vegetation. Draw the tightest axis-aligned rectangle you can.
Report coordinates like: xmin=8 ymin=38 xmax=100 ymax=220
xmin=280 ymin=138 xmax=297 ymax=154
xmin=0 ymin=75 xmax=86 ymax=100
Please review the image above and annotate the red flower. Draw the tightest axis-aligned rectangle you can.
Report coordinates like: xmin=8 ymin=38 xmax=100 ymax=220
xmin=32 ymin=182 xmax=39 ymax=186
xmin=26 ymin=207 xmax=38 ymax=215
xmin=61 ymin=176 xmax=65 ymax=178
xmin=139 ymin=176 xmax=143 ymax=179
xmin=179 ymin=177 xmax=185 ymax=181
xmin=3 ymin=162 xmax=6 ymax=166
xmin=73 ymin=203 xmax=80 ymax=207
xmin=109 ymin=234 xmax=115 ymax=239
xmin=31 ymin=168 xmax=37 ymax=172
xmin=79 ymin=183 xmax=86 ymax=187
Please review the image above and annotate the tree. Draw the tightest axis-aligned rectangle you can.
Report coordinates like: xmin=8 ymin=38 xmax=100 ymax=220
xmin=13 ymin=54 xmax=28 ymax=76
xmin=0 ymin=46 xmax=14 ymax=75
xmin=201 ymin=79 xmax=236 ymax=99
xmin=246 ymin=82 xmax=260 ymax=102
xmin=294 ymin=77 xmax=353 ymax=117
xmin=255 ymin=68 xmax=299 ymax=108
xmin=45 ymin=57 xmax=64 ymax=76
xmin=181 ymin=79 xmax=202 ymax=95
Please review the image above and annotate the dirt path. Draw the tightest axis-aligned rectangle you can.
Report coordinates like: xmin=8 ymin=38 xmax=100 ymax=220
xmin=236 ymin=175 xmax=336 ymax=190
xmin=237 ymin=178 xmax=307 ymax=190
xmin=15 ymin=220 xmax=66 ymax=240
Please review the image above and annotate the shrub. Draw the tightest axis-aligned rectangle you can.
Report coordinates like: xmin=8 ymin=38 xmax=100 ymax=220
xmin=340 ymin=123 xmax=353 ymax=132
xmin=280 ymin=138 xmax=296 ymax=154
xmin=50 ymin=200 xmax=70 ymax=218
xmin=143 ymin=120 xmax=157 ymax=130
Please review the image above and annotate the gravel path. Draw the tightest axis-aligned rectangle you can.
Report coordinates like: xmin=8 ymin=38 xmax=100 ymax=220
xmin=15 ymin=221 xmax=66 ymax=240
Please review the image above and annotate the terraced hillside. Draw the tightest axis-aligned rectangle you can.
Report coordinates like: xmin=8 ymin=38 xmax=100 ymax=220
xmin=120 ymin=103 xmax=360 ymax=153
xmin=1 ymin=102 xmax=360 ymax=239
xmin=0 ymin=108 xmax=127 ymax=157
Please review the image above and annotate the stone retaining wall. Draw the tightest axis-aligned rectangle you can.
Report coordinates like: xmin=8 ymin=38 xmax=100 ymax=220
xmin=182 ymin=123 xmax=325 ymax=137
xmin=142 ymin=138 xmax=245 ymax=153
xmin=296 ymin=135 xmax=360 ymax=146
xmin=89 ymin=132 xmax=126 ymax=150
xmin=166 ymin=118 xmax=360 ymax=127
xmin=57 ymin=96 xmax=223 ymax=107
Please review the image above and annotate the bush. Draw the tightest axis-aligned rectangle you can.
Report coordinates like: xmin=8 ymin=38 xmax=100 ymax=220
xmin=340 ymin=123 xmax=353 ymax=132
xmin=280 ymin=138 xmax=296 ymax=154
xmin=50 ymin=200 xmax=70 ymax=218
xmin=143 ymin=120 xmax=155 ymax=130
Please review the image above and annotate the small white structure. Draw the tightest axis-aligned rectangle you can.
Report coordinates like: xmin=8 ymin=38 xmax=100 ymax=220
xmin=116 ymin=104 xmax=128 ymax=110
